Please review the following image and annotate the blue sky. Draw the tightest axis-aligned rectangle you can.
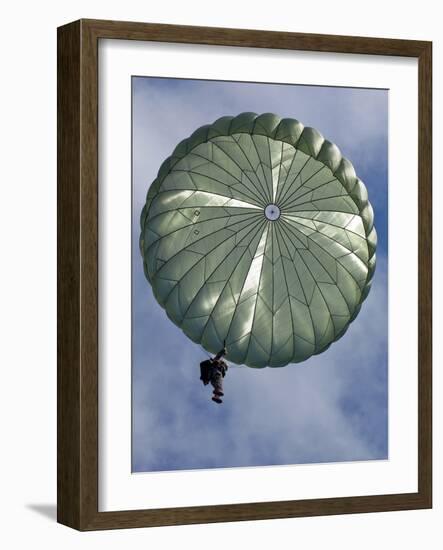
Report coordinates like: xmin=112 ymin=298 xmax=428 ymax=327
xmin=132 ymin=77 xmax=388 ymax=472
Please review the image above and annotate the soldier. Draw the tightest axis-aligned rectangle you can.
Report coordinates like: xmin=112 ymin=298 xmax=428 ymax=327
xmin=210 ymin=343 xmax=228 ymax=404
xmin=200 ymin=342 xmax=228 ymax=404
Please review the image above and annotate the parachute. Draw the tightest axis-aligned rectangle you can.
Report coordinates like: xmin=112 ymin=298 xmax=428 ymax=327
xmin=139 ymin=113 xmax=377 ymax=368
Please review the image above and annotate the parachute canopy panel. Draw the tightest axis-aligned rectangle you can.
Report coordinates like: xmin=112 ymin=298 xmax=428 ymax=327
xmin=140 ymin=113 xmax=377 ymax=368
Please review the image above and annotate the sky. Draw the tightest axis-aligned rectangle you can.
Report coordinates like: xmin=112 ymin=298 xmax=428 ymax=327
xmin=132 ymin=77 xmax=388 ymax=473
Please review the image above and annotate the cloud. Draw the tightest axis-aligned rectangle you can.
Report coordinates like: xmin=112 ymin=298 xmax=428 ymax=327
xmin=132 ymin=77 xmax=388 ymax=472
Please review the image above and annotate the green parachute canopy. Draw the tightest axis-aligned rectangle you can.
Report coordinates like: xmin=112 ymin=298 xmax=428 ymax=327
xmin=140 ymin=113 xmax=377 ymax=368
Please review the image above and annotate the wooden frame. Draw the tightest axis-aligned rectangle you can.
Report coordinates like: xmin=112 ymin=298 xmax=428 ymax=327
xmin=57 ymin=18 xmax=432 ymax=530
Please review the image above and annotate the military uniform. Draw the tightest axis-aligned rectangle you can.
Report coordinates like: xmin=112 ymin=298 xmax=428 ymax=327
xmin=200 ymin=345 xmax=228 ymax=404
xmin=210 ymin=359 xmax=228 ymax=397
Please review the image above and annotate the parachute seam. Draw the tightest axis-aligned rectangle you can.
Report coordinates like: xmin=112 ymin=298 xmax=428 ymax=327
xmin=156 ymin=215 xmax=264 ymax=307
xmin=231 ymin=134 xmax=278 ymax=206
xmin=266 ymin=136 xmax=276 ymax=203
xmin=289 ymin=213 xmax=367 ymax=240
xmin=284 ymin=216 xmax=360 ymax=265
xmin=178 ymin=218 xmax=267 ymax=323
xmin=152 ymin=212 xmax=261 ymax=268
xmin=277 ymin=152 xmax=312 ymax=206
xmin=277 ymin=221 xmax=318 ymax=349
xmin=249 ymin=133 xmax=274 ymax=204
xmin=284 ymin=219 xmax=364 ymax=342
xmin=145 ymin=210 xmax=260 ymax=255
xmin=179 ymin=162 xmax=265 ymax=207
xmin=231 ymin=133 xmax=274 ymax=206
xmin=289 ymin=239 xmax=337 ymax=346
xmin=274 ymin=140 xmax=285 ymax=203
xmin=198 ymin=220 xmax=267 ymax=355
xmin=272 ymin=223 xmax=297 ymax=363
xmin=269 ymin=222 xmax=275 ymax=365
xmin=275 ymin=147 xmax=300 ymax=205
xmin=281 ymin=218 xmax=359 ymax=316
xmin=146 ymin=200 xmax=260 ymax=228
xmin=211 ymin=139 xmax=269 ymax=206
xmin=279 ymin=163 xmax=330 ymax=209
xmin=283 ymin=191 xmax=359 ymax=213
xmin=249 ymin=134 xmax=274 ymax=203
xmin=280 ymin=176 xmax=341 ymax=211
xmin=242 ymin=223 xmax=271 ymax=367
xmin=189 ymin=146 xmax=268 ymax=206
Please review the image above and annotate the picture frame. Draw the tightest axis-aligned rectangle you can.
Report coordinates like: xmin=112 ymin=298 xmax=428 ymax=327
xmin=57 ymin=18 xmax=432 ymax=530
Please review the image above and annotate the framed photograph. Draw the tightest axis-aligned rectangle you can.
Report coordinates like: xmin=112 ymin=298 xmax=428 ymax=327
xmin=57 ymin=19 xmax=432 ymax=530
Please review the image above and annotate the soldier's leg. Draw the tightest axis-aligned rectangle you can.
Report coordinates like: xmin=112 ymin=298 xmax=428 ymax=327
xmin=211 ymin=371 xmax=223 ymax=403
xmin=212 ymin=371 xmax=224 ymax=396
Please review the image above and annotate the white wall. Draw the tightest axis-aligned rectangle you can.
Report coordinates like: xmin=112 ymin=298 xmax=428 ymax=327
xmin=1 ymin=1 xmax=441 ymax=548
